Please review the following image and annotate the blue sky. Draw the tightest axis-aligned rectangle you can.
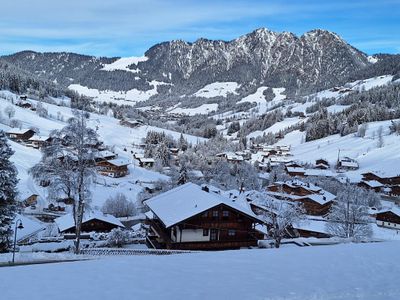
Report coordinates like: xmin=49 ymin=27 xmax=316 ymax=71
xmin=1 ymin=0 xmax=399 ymax=57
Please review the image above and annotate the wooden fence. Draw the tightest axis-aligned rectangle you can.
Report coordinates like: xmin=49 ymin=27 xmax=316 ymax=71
xmin=80 ymin=247 xmax=196 ymax=256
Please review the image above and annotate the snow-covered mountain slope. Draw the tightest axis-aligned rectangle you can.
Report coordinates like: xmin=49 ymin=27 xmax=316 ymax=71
xmin=193 ymin=82 xmax=240 ymax=98
xmin=2 ymin=27 xmax=383 ymax=110
xmin=247 ymin=117 xmax=305 ymax=139
xmin=0 ymin=92 xmax=203 ymax=208
xmin=168 ymin=103 xmax=219 ymax=116
xmin=101 ymin=56 xmax=148 ymax=73
xmin=276 ymin=119 xmax=400 ymax=181
xmin=68 ymin=80 xmax=167 ymax=105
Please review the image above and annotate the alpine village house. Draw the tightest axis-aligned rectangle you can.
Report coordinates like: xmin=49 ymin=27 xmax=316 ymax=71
xmin=145 ymin=183 xmax=264 ymax=250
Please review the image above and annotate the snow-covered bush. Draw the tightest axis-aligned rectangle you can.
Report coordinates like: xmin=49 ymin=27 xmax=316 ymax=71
xmin=107 ymin=228 xmax=130 ymax=248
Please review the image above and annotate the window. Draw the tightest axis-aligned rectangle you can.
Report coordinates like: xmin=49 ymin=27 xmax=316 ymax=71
xmin=228 ymin=229 xmax=236 ymax=236
xmin=202 ymin=211 xmax=208 ymax=218
xmin=203 ymin=229 xmax=209 ymax=236
xmin=222 ymin=211 xmax=229 ymax=218
xmin=212 ymin=211 xmax=219 ymax=218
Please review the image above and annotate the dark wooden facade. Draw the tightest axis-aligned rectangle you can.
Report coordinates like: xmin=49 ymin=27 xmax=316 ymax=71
xmin=147 ymin=204 xmax=262 ymax=250
xmin=362 ymin=172 xmax=400 ymax=186
xmin=6 ymin=129 xmax=35 ymax=141
xmin=96 ymin=161 xmax=129 ymax=178
xmin=376 ymin=211 xmax=400 ymax=228
xmin=62 ymin=219 xmax=121 ymax=233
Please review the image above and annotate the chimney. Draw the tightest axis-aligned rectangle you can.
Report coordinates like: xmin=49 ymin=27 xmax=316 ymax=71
xmin=202 ymin=185 xmax=210 ymax=193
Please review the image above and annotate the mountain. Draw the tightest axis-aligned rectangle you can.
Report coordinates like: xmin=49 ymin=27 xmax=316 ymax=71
xmin=3 ymin=27 xmax=400 ymax=118
xmin=142 ymin=28 xmax=369 ymax=93
xmin=2 ymin=28 xmax=373 ymax=97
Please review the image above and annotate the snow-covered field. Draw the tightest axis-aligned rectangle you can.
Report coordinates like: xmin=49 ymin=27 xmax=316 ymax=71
xmin=68 ymin=81 xmax=166 ymax=105
xmin=1 ymin=242 xmax=399 ymax=300
xmin=193 ymin=82 xmax=240 ymax=98
xmin=247 ymin=117 xmax=304 ymax=139
xmin=0 ymin=92 xmax=204 ymax=207
xmin=238 ymin=87 xmax=286 ymax=115
xmin=277 ymin=119 xmax=400 ymax=180
xmin=168 ymin=103 xmax=219 ymax=116
xmin=101 ymin=56 xmax=148 ymax=73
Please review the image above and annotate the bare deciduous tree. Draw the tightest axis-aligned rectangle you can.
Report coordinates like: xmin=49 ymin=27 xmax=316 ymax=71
xmin=326 ymin=185 xmax=373 ymax=240
xmin=31 ymin=110 xmax=99 ymax=254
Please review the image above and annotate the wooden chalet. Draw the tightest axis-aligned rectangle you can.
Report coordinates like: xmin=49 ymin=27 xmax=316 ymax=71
xmin=138 ymin=157 xmax=155 ymax=168
xmin=358 ymin=180 xmax=383 ymax=192
xmin=362 ymin=172 xmax=400 ymax=186
xmin=315 ymin=159 xmax=330 ymax=170
xmin=120 ymin=119 xmax=144 ymax=128
xmin=28 ymin=135 xmax=52 ymax=149
xmin=376 ymin=208 xmax=400 ymax=230
xmin=145 ymin=183 xmax=263 ymax=250
xmin=267 ymin=180 xmax=335 ymax=216
xmin=337 ymin=157 xmax=359 ymax=170
xmin=96 ymin=159 xmax=129 ymax=178
xmin=285 ymin=165 xmax=306 ymax=177
xmin=250 ymin=199 xmax=331 ymax=239
xmin=216 ymin=152 xmax=244 ymax=163
xmin=55 ymin=211 xmax=125 ymax=235
xmin=16 ymin=101 xmax=32 ymax=109
xmin=6 ymin=129 xmax=35 ymax=142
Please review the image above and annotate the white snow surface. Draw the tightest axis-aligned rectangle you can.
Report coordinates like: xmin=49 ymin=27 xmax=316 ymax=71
xmin=101 ymin=56 xmax=148 ymax=73
xmin=193 ymin=82 xmax=240 ymax=98
xmin=247 ymin=117 xmax=304 ymax=139
xmin=1 ymin=242 xmax=400 ymax=299
xmin=168 ymin=103 xmax=219 ymax=116
xmin=238 ymin=87 xmax=286 ymax=115
xmin=68 ymin=81 xmax=166 ymax=105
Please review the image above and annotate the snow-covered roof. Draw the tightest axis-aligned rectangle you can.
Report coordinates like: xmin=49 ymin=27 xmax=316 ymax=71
xmin=96 ymin=150 xmax=116 ymax=159
xmin=145 ymin=183 xmax=263 ymax=228
xmin=188 ymin=170 xmax=204 ymax=178
xmin=216 ymin=152 xmax=243 ymax=161
xmin=361 ymin=180 xmax=384 ymax=188
xmin=12 ymin=214 xmax=45 ymax=242
xmin=106 ymin=158 xmax=130 ymax=167
xmin=292 ymin=219 xmax=330 ymax=235
xmin=286 ymin=167 xmax=306 ymax=173
xmin=304 ymin=169 xmax=335 ymax=177
xmin=377 ymin=207 xmax=400 ymax=217
xmin=6 ymin=128 xmax=33 ymax=134
xmin=55 ymin=210 xmax=125 ymax=232
xmin=28 ymin=135 xmax=50 ymax=141
xmin=300 ymin=192 xmax=335 ymax=205
xmin=340 ymin=161 xmax=359 ymax=168
xmin=139 ymin=158 xmax=155 ymax=163
xmin=269 ymin=180 xmax=335 ymax=205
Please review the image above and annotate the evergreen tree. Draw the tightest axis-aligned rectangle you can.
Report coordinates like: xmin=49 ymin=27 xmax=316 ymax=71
xmin=0 ymin=130 xmax=18 ymax=252
xmin=177 ymin=164 xmax=188 ymax=185
xmin=178 ymin=133 xmax=188 ymax=151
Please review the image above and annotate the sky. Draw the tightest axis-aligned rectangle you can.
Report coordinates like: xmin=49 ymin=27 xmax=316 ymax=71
xmin=0 ymin=0 xmax=399 ymax=57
